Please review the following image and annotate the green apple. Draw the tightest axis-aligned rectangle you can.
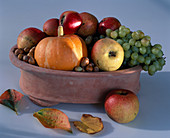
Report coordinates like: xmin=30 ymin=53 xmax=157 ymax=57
xmin=91 ymin=38 xmax=124 ymax=71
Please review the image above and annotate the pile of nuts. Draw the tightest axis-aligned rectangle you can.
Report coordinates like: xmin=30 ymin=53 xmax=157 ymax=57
xmin=13 ymin=47 xmax=36 ymax=65
xmin=13 ymin=47 xmax=99 ymax=72
xmin=73 ymin=57 xmax=99 ymax=72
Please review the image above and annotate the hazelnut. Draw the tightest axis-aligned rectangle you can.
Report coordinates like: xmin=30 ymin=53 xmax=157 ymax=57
xmin=29 ymin=47 xmax=35 ymax=53
xmin=14 ymin=48 xmax=24 ymax=56
xmin=27 ymin=52 xmax=33 ymax=57
xmin=90 ymin=62 xmax=95 ymax=67
xmin=28 ymin=57 xmax=36 ymax=65
xmin=94 ymin=66 xmax=99 ymax=72
xmin=74 ymin=66 xmax=84 ymax=72
xmin=18 ymin=54 xmax=24 ymax=60
xmin=85 ymin=64 xmax=93 ymax=72
xmin=23 ymin=47 xmax=30 ymax=53
xmin=23 ymin=55 xmax=30 ymax=62
xmin=13 ymin=48 xmax=18 ymax=53
xmin=80 ymin=57 xmax=89 ymax=67
xmin=27 ymin=47 xmax=35 ymax=57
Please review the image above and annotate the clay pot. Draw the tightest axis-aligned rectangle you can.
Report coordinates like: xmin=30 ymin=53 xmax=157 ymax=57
xmin=9 ymin=45 xmax=142 ymax=106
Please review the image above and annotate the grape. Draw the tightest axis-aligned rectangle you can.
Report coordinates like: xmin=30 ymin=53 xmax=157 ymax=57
xmin=149 ymin=53 xmax=156 ymax=61
xmin=141 ymin=38 xmax=150 ymax=47
xmin=129 ymin=39 xmax=136 ymax=46
xmin=110 ymin=31 xmax=118 ymax=39
xmin=122 ymin=43 xmax=130 ymax=51
xmin=157 ymin=65 xmax=163 ymax=71
xmin=153 ymin=61 xmax=160 ymax=70
xmin=119 ymin=31 xmax=126 ymax=38
xmin=149 ymin=64 xmax=156 ymax=73
xmin=119 ymin=25 xmax=126 ymax=31
xmin=144 ymin=57 xmax=151 ymax=65
xmin=144 ymin=35 xmax=151 ymax=41
xmin=131 ymin=52 xmax=138 ymax=60
xmin=124 ymin=50 xmax=131 ymax=58
xmin=122 ymin=37 xmax=129 ymax=43
xmin=158 ymin=57 xmax=166 ymax=66
xmin=154 ymin=44 xmax=162 ymax=50
xmin=126 ymin=33 xmax=132 ymax=39
xmin=106 ymin=25 xmax=165 ymax=76
xmin=116 ymin=39 xmax=124 ymax=45
xmin=85 ymin=35 xmax=93 ymax=45
xmin=156 ymin=50 xmax=163 ymax=58
xmin=114 ymin=29 xmax=119 ymax=33
xmin=106 ymin=29 xmax=112 ymax=37
xmin=99 ymin=35 xmax=105 ymax=39
xmin=143 ymin=53 xmax=148 ymax=58
xmin=137 ymin=55 xmax=145 ymax=63
xmin=135 ymin=41 xmax=142 ymax=47
xmin=151 ymin=47 xmax=160 ymax=55
xmin=132 ymin=32 xmax=140 ymax=40
xmin=139 ymin=46 xmax=147 ymax=55
xmin=137 ymin=30 xmax=144 ymax=39
xmin=148 ymin=70 xmax=155 ymax=76
xmin=130 ymin=59 xmax=137 ymax=66
xmin=131 ymin=46 xmax=138 ymax=53
xmin=143 ymin=65 xmax=149 ymax=71
xmin=124 ymin=28 xmax=130 ymax=34
xmin=146 ymin=46 xmax=151 ymax=54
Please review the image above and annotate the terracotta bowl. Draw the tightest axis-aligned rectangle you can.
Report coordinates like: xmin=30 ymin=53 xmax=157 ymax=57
xmin=9 ymin=45 xmax=142 ymax=106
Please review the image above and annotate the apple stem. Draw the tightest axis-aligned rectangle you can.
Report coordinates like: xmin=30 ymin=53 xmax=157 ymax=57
xmin=60 ymin=15 xmax=65 ymax=26
xmin=109 ymin=51 xmax=116 ymax=57
xmin=58 ymin=26 xmax=64 ymax=37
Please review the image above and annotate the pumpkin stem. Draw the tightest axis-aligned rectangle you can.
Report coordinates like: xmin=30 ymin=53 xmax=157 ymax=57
xmin=58 ymin=26 xmax=64 ymax=37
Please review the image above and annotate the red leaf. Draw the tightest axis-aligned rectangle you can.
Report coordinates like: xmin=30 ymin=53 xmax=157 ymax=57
xmin=0 ymin=89 xmax=24 ymax=114
xmin=33 ymin=108 xmax=72 ymax=133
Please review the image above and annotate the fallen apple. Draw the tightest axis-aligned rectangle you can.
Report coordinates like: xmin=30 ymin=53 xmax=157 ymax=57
xmin=17 ymin=27 xmax=46 ymax=49
xmin=91 ymin=38 xmax=124 ymax=71
xmin=59 ymin=11 xmax=82 ymax=35
xmin=98 ymin=17 xmax=121 ymax=35
xmin=77 ymin=12 xmax=98 ymax=37
xmin=43 ymin=18 xmax=59 ymax=36
xmin=104 ymin=89 xmax=139 ymax=123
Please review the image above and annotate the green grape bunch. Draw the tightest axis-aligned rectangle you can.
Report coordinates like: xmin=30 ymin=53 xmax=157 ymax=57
xmin=105 ymin=26 xmax=166 ymax=76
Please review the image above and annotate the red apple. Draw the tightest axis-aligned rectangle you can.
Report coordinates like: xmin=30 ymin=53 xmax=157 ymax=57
xmin=77 ymin=12 xmax=98 ymax=37
xmin=59 ymin=11 xmax=82 ymax=35
xmin=98 ymin=17 xmax=121 ymax=35
xmin=17 ymin=27 xmax=46 ymax=49
xmin=43 ymin=18 xmax=59 ymax=36
xmin=104 ymin=89 xmax=139 ymax=123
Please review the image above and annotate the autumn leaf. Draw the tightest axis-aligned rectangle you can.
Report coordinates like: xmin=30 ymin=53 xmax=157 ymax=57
xmin=0 ymin=89 xmax=24 ymax=115
xmin=73 ymin=114 xmax=104 ymax=134
xmin=33 ymin=108 xmax=72 ymax=133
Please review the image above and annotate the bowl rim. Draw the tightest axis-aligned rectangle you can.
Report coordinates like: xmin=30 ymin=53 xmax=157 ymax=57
xmin=9 ymin=45 xmax=142 ymax=77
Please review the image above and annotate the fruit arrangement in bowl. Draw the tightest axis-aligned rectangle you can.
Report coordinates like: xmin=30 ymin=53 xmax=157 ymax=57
xmin=9 ymin=10 xmax=166 ymax=107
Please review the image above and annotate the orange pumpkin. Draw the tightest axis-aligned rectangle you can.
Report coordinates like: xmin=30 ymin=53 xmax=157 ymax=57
xmin=34 ymin=26 xmax=88 ymax=70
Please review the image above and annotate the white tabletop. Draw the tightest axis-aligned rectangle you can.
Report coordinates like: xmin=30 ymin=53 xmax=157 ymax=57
xmin=0 ymin=0 xmax=170 ymax=137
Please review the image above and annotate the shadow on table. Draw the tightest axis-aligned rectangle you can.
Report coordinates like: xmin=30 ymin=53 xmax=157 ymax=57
xmin=0 ymin=126 xmax=61 ymax=138
xmin=18 ymin=96 xmax=105 ymax=115
xmin=18 ymin=72 xmax=170 ymax=131
xmin=125 ymin=72 xmax=170 ymax=130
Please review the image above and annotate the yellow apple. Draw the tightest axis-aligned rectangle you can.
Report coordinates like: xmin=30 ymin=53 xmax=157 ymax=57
xmin=91 ymin=38 xmax=124 ymax=71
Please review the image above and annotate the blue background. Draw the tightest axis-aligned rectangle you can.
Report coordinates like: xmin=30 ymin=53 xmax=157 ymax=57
xmin=0 ymin=0 xmax=170 ymax=137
